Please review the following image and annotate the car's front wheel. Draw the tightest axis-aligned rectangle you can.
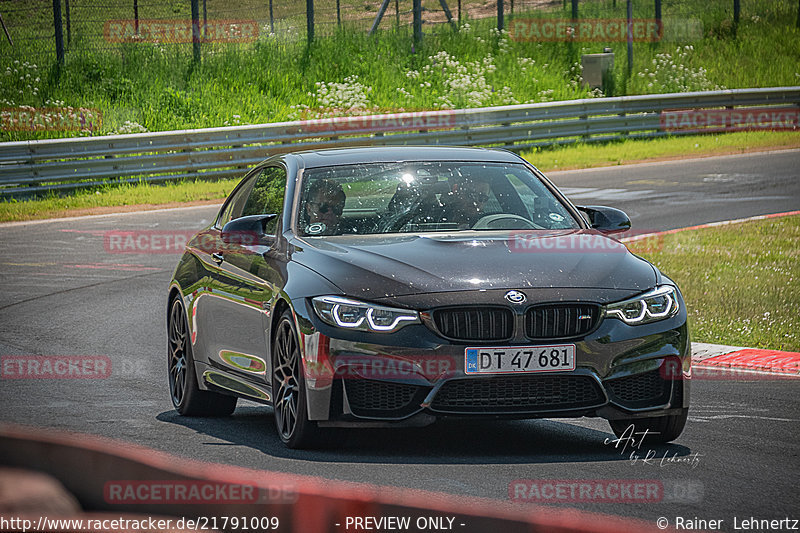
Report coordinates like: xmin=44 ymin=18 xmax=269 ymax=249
xmin=608 ymin=408 xmax=689 ymax=444
xmin=167 ymin=296 xmax=237 ymax=416
xmin=272 ymin=309 xmax=318 ymax=449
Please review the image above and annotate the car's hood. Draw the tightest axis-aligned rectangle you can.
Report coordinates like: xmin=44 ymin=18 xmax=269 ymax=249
xmin=290 ymin=230 xmax=657 ymax=299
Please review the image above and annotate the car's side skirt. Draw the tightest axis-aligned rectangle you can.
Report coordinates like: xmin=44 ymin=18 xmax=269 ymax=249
xmin=202 ymin=370 xmax=272 ymax=404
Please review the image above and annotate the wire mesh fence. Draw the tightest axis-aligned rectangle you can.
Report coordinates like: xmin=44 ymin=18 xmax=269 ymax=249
xmin=0 ymin=0 xmax=497 ymax=61
xmin=1 ymin=0 xmax=792 ymax=63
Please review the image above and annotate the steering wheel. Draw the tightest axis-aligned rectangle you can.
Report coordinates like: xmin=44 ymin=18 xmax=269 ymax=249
xmin=376 ymin=212 xmax=414 ymax=233
xmin=471 ymin=213 xmax=543 ymax=230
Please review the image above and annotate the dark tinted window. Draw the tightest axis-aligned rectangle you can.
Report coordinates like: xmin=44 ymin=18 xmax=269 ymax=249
xmin=217 ymin=175 xmax=256 ymax=229
xmin=217 ymin=167 xmax=286 ymax=233
xmin=241 ymin=167 xmax=286 ymax=233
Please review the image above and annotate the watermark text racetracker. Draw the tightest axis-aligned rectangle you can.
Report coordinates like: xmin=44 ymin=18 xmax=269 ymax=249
xmin=1 ymin=355 xmax=148 ymax=379
xmin=511 ymin=18 xmax=662 ymax=42
xmin=660 ymin=358 xmax=799 ymax=382
xmin=105 ymin=230 xmax=195 ymax=254
xmin=509 ymin=478 xmax=703 ymax=504
xmin=104 ymin=230 xmax=266 ymax=254
xmin=510 ymin=17 xmax=703 ymax=42
xmin=661 ymin=107 xmax=799 ymax=133
xmin=1 ymin=106 xmax=102 ymax=132
xmin=293 ymin=109 xmax=456 ymax=134
xmin=106 ymin=229 xmax=667 ymax=256
xmin=104 ymin=480 xmax=296 ymax=504
xmin=303 ymin=353 xmax=455 ymax=382
xmin=1 ymin=355 xmax=110 ymax=379
xmin=508 ymin=229 xmax=664 ymax=254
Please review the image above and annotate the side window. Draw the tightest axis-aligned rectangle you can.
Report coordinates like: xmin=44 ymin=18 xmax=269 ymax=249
xmin=217 ymin=175 xmax=257 ymax=229
xmin=240 ymin=166 xmax=287 ymax=234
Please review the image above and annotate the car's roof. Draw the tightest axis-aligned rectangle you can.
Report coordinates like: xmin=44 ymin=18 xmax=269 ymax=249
xmin=287 ymin=146 xmax=524 ymax=169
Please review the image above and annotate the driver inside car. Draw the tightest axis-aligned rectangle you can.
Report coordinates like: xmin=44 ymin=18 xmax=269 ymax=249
xmin=441 ymin=173 xmax=492 ymax=228
xmin=303 ymin=179 xmax=346 ymax=236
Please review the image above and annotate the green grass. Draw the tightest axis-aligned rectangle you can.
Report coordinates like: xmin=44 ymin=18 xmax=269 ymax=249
xmin=0 ymin=179 xmax=235 ymax=222
xmin=629 ymin=215 xmax=800 ymax=352
xmin=522 ymin=130 xmax=800 ymax=171
xmin=1 ymin=0 xmax=798 ymax=141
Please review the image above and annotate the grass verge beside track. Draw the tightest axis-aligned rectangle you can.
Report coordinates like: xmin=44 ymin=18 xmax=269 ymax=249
xmin=521 ymin=130 xmax=800 ymax=171
xmin=629 ymin=214 xmax=800 ymax=352
xmin=1 ymin=131 xmax=798 ymax=223
xmin=0 ymin=179 xmax=234 ymax=222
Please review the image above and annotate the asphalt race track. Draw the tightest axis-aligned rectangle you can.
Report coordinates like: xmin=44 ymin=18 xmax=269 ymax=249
xmin=1 ymin=150 xmax=799 ymax=530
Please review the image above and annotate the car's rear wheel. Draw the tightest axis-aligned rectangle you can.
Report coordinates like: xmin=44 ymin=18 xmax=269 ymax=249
xmin=272 ymin=309 xmax=318 ymax=449
xmin=168 ymin=296 xmax=237 ymax=416
xmin=608 ymin=408 xmax=689 ymax=444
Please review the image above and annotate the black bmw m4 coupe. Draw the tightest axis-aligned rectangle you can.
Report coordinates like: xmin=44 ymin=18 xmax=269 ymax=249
xmin=167 ymin=146 xmax=689 ymax=448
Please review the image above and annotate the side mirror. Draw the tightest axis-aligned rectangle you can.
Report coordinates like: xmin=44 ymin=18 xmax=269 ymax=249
xmin=576 ymin=205 xmax=631 ymax=234
xmin=221 ymin=214 xmax=278 ymax=245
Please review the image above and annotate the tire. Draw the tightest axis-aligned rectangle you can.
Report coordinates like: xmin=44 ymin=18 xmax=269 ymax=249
xmin=167 ymin=296 xmax=237 ymax=416
xmin=608 ymin=408 xmax=689 ymax=444
xmin=272 ymin=309 xmax=318 ymax=449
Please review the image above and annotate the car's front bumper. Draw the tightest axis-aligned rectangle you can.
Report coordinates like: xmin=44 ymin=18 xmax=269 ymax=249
xmin=294 ymin=293 xmax=690 ymax=425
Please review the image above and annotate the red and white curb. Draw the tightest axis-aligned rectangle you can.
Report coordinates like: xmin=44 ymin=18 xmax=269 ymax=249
xmin=621 ymin=209 xmax=800 ymax=244
xmin=620 ymin=210 xmax=800 ymax=379
xmin=691 ymin=342 xmax=800 ymax=377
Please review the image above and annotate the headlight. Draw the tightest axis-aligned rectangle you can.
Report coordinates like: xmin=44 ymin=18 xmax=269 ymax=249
xmin=605 ymin=285 xmax=679 ymax=325
xmin=312 ymin=296 xmax=420 ymax=333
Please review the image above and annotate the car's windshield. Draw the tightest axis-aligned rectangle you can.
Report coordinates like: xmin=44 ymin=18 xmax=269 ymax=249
xmin=297 ymin=161 xmax=581 ymax=236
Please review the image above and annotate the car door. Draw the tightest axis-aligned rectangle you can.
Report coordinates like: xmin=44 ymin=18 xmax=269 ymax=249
xmin=205 ymin=166 xmax=288 ymax=396
xmin=189 ymin=168 xmax=259 ymax=381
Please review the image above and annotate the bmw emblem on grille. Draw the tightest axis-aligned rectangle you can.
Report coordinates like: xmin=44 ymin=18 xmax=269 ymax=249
xmin=505 ymin=290 xmax=527 ymax=304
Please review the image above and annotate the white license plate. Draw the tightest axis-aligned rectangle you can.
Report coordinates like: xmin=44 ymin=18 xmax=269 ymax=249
xmin=464 ymin=345 xmax=576 ymax=374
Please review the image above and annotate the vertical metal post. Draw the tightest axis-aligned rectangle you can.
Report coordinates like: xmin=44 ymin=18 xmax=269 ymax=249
xmin=203 ymin=0 xmax=208 ymax=39
xmin=0 ymin=13 xmax=13 ymax=46
xmin=733 ymin=0 xmax=740 ymax=25
xmin=438 ymin=0 xmax=456 ymax=29
xmin=337 ymin=0 xmax=341 ymax=27
xmin=395 ymin=0 xmax=400 ymax=28
xmin=654 ymin=0 xmax=661 ymax=41
xmin=413 ymin=0 xmax=422 ymax=44
xmin=306 ymin=0 xmax=314 ymax=42
xmin=571 ymin=0 xmax=578 ymax=19
xmin=626 ymin=0 xmax=633 ymax=76
xmin=134 ymin=0 xmax=139 ymax=34
xmin=369 ymin=0 xmax=391 ymax=35
xmin=65 ymin=0 xmax=71 ymax=44
xmin=191 ymin=0 xmax=201 ymax=62
xmin=797 ymin=0 xmax=800 ymax=28
xmin=53 ymin=0 xmax=64 ymax=63
xmin=457 ymin=0 xmax=461 ymax=25
xmin=497 ymin=0 xmax=503 ymax=32
xmin=269 ymin=0 xmax=274 ymax=34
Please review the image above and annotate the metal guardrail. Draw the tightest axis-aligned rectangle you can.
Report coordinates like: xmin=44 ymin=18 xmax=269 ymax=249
xmin=1 ymin=87 xmax=798 ymax=197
